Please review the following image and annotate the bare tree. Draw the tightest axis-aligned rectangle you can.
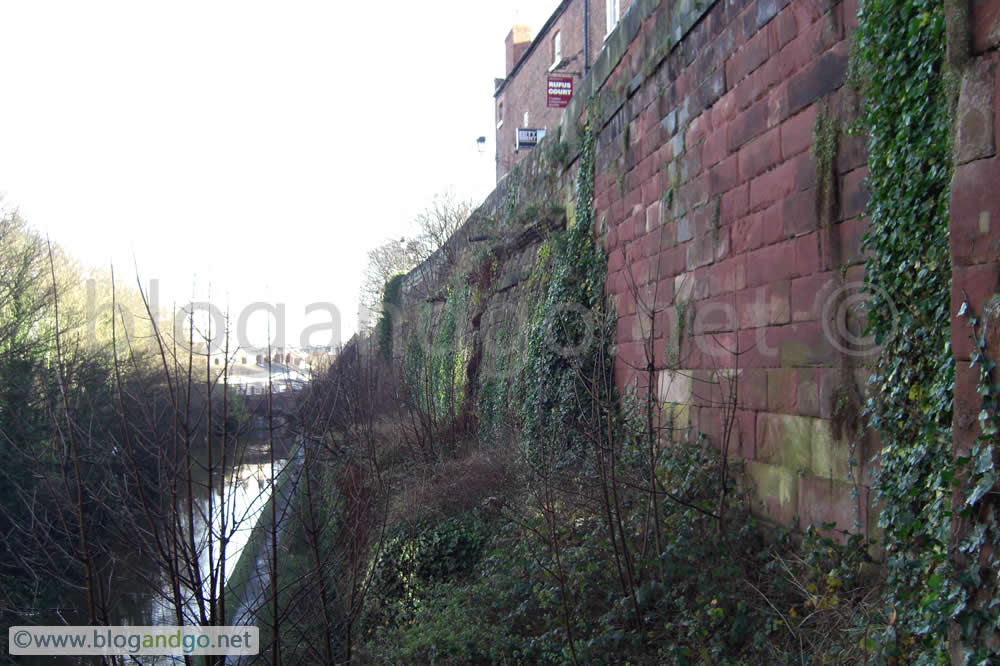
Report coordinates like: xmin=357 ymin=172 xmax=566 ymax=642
xmin=412 ymin=189 xmax=475 ymax=265
xmin=358 ymin=190 xmax=476 ymax=325
xmin=358 ymin=238 xmax=424 ymax=326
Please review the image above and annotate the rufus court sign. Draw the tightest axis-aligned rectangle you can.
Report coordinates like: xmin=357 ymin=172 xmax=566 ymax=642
xmin=547 ymin=75 xmax=574 ymax=108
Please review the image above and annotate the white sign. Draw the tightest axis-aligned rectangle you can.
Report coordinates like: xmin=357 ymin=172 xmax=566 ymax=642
xmin=516 ymin=128 xmax=545 ymax=150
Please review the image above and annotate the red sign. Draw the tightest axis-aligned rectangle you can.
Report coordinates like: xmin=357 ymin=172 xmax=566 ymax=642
xmin=547 ymin=75 xmax=574 ymax=108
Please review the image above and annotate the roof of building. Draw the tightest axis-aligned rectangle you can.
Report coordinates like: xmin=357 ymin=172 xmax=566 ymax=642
xmin=494 ymin=0 xmax=575 ymax=97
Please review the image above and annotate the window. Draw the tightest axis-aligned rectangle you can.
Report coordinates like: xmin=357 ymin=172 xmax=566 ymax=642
xmin=497 ymin=100 xmax=504 ymax=128
xmin=552 ymin=30 xmax=562 ymax=66
xmin=606 ymin=0 xmax=620 ymax=35
xmin=523 ymin=110 xmax=530 ymax=127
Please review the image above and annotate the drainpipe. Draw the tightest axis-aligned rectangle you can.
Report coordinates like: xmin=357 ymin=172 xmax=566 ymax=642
xmin=584 ymin=0 xmax=590 ymax=75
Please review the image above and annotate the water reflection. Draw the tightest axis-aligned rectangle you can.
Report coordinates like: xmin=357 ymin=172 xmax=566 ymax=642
xmin=148 ymin=457 xmax=286 ymax=627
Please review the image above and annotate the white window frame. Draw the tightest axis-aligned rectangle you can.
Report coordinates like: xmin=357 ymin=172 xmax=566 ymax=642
xmin=606 ymin=0 xmax=620 ymax=36
xmin=552 ymin=30 xmax=562 ymax=66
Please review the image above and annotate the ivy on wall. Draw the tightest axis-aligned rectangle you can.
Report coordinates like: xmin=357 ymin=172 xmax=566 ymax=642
xmin=851 ymin=0 xmax=990 ymax=660
xmin=517 ymin=114 xmax=612 ymax=457
xmin=954 ymin=299 xmax=1000 ymax=660
xmin=376 ymin=274 xmax=405 ymax=360
xmin=405 ymin=280 xmax=471 ymax=430
xmin=477 ymin=326 xmax=512 ymax=446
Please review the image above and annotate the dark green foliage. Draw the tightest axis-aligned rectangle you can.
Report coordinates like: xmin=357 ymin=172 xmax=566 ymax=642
xmin=477 ymin=327 xmax=512 ymax=446
xmin=518 ymin=117 xmax=612 ymax=460
xmin=406 ymin=280 xmax=471 ymax=432
xmin=364 ymin=512 xmax=489 ymax=633
xmin=376 ymin=273 xmax=405 ymax=360
xmin=853 ymin=0 xmax=972 ymax=659
xmin=360 ymin=437 xmax=879 ymax=665
xmin=952 ymin=300 xmax=1000 ymax=661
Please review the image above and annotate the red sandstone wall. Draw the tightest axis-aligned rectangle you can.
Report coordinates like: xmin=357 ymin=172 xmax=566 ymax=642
xmin=951 ymin=1 xmax=1000 ymax=457
xmin=592 ymin=0 xmax=873 ymax=536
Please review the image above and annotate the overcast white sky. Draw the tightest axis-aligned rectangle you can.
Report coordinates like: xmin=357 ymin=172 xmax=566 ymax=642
xmin=0 ymin=0 xmax=559 ymax=349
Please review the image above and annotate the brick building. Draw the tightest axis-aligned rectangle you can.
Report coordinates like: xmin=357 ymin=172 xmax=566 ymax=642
xmin=494 ymin=0 xmax=633 ymax=182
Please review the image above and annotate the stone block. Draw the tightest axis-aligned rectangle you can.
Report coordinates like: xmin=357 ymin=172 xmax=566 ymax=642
xmin=746 ymin=460 xmax=800 ymax=526
xmin=745 ymin=239 xmax=796 ymax=287
xmin=774 ymin=321 xmax=837 ymax=367
xmin=756 ymin=412 xmax=850 ymax=481
xmin=790 ymin=272 xmax=836 ymax=322
xmin=732 ymin=212 xmax=765 ymax=255
xmin=808 ymin=417 xmax=852 ymax=481
xmin=973 ymin=0 xmax=1000 ymax=54
xmin=658 ymin=369 xmax=694 ymax=404
xmin=674 ymin=270 xmax=696 ymax=301
xmin=838 ymin=216 xmax=869 ymax=265
xmin=951 ymin=262 xmax=1000 ymax=361
xmin=782 ymin=188 xmax=819 ymax=238
xmin=767 ymin=367 xmax=798 ymax=411
xmin=839 ymin=167 xmax=869 ymax=221
xmin=796 ymin=367 xmax=821 ymax=416
xmin=693 ymin=294 xmax=737 ymax=334
xmin=709 ymin=154 xmax=741 ymax=196
xmin=757 ymin=0 xmax=780 ymax=28
xmin=954 ymin=361 xmax=982 ymax=456
xmin=749 ymin=158 xmax=797 ymax=210
xmin=775 ymin=3 xmax=798 ymax=49
xmin=951 ymin=156 xmax=1000 ymax=266
xmin=955 ymin=55 xmax=997 ymax=165
xmin=739 ymin=126 xmax=782 ymax=181
xmin=708 ymin=255 xmax=747 ymax=295
xmin=721 ymin=184 xmax=750 ymax=224
xmin=780 ymin=103 xmax=819 ymax=160
xmin=798 ymin=474 xmax=861 ymax=539
xmin=726 ymin=27 xmax=771 ymax=87
xmin=728 ymin=100 xmax=769 ymax=152
xmin=645 ymin=200 xmax=663 ymax=233
xmin=737 ymin=281 xmax=791 ymax=328
xmin=793 ymin=232 xmax=821 ymax=276
xmin=786 ymin=41 xmax=849 ymax=116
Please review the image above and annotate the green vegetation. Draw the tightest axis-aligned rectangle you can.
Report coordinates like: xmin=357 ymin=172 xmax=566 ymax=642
xmin=304 ymin=110 xmax=885 ymax=664
xmin=375 ymin=273 xmax=404 ymax=359
xmin=405 ymin=278 xmax=472 ymax=441
xmin=6 ymin=1 xmax=999 ymax=661
xmin=518 ymin=116 xmax=611 ymax=462
xmin=1 ymin=202 xmax=266 ymax=663
xmin=849 ymin=0 xmax=993 ymax=660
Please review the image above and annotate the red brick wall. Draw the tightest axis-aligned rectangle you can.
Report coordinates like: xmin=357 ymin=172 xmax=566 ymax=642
xmin=486 ymin=0 xmax=1000 ymax=540
xmin=592 ymin=0 xmax=873 ymax=536
xmin=495 ymin=0 xmax=634 ymax=182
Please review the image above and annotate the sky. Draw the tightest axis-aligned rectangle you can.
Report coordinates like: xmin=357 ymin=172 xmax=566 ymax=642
xmin=0 ymin=0 xmax=560 ymax=350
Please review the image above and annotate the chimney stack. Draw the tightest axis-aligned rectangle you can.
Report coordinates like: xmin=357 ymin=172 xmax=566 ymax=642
xmin=505 ymin=25 xmax=532 ymax=76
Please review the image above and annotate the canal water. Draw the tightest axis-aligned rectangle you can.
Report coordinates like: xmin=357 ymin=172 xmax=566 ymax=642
xmin=147 ymin=450 xmax=290 ymax=627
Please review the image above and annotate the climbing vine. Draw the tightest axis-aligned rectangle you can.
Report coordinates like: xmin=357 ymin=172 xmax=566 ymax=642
xmin=517 ymin=110 xmax=612 ymax=457
xmin=853 ymin=0 xmax=963 ymax=659
xmin=502 ymin=165 xmax=520 ymax=228
xmin=953 ymin=298 xmax=1000 ymax=660
xmin=376 ymin=273 xmax=405 ymax=360
xmin=406 ymin=280 xmax=471 ymax=429
xmin=477 ymin=327 xmax=511 ymax=446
